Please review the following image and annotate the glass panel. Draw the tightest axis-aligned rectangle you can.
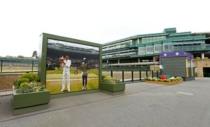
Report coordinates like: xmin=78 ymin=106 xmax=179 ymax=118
xmin=141 ymin=71 xmax=147 ymax=79
xmin=146 ymin=45 xmax=154 ymax=54
xmin=124 ymin=71 xmax=131 ymax=81
xmin=2 ymin=61 xmax=37 ymax=72
xmin=113 ymin=71 xmax=122 ymax=81
xmin=154 ymin=44 xmax=162 ymax=53
xmin=133 ymin=71 xmax=139 ymax=80
xmin=142 ymin=36 xmax=165 ymax=44
xmin=138 ymin=46 xmax=146 ymax=55
xmin=46 ymin=39 xmax=99 ymax=94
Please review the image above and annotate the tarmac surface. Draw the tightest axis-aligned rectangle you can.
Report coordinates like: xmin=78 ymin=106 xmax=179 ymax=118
xmin=1 ymin=78 xmax=210 ymax=127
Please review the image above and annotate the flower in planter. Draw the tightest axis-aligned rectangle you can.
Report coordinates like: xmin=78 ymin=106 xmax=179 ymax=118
xmin=14 ymin=73 xmax=45 ymax=94
xmin=14 ymin=78 xmax=30 ymax=89
xmin=146 ymin=77 xmax=152 ymax=81
xmin=102 ymin=75 xmax=122 ymax=85
xmin=160 ymin=75 xmax=167 ymax=80
xmin=175 ymin=77 xmax=183 ymax=81
xmin=21 ymin=73 xmax=40 ymax=82
xmin=19 ymin=82 xmax=33 ymax=93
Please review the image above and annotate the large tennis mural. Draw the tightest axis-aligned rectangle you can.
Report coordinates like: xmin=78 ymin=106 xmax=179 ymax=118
xmin=46 ymin=39 xmax=99 ymax=94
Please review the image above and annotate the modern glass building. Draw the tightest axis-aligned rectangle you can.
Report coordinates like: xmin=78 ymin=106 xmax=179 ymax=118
xmin=102 ymin=28 xmax=210 ymax=77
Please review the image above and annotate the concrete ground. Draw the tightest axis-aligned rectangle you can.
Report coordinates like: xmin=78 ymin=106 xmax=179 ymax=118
xmin=1 ymin=78 xmax=210 ymax=127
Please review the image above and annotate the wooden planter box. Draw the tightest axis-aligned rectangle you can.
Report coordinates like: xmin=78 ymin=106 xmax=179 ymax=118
xmin=100 ymin=80 xmax=125 ymax=92
xmin=12 ymin=90 xmax=50 ymax=109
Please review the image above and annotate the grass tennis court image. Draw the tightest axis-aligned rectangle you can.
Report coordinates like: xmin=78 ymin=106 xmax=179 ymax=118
xmin=46 ymin=39 xmax=99 ymax=94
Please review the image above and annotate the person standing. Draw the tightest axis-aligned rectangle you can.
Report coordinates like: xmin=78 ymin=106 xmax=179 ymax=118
xmin=81 ymin=58 xmax=88 ymax=90
xmin=61 ymin=55 xmax=71 ymax=92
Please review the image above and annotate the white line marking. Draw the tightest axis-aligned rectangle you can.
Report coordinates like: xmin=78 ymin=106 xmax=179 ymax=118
xmin=176 ymin=91 xmax=194 ymax=96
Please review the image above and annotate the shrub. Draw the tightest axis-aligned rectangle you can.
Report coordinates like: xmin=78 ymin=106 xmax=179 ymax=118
xmin=33 ymin=85 xmax=44 ymax=92
xmin=103 ymin=75 xmax=112 ymax=80
xmin=21 ymin=73 xmax=40 ymax=82
xmin=152 ymin=77 xmax=158 ymax=81
xmin=13 ymin=73 xmax=44 ymax=93
xmin=175 ymin=77 xmax=183 ymax=81
xmin=14 ymin=78 xmax=30 ymax=89
xmin=20 ymin=82 xmax=31 ymax=89
xmin=102 ymin=75 xmax=121 ymax=85
xmin=19 ymin=82 xmax=33 ymax=93
xmin=147 ymin=77 xmax=153 ymax=81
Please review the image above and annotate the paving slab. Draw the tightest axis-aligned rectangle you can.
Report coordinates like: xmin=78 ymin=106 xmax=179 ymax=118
xmin=0 ymin=78 xmax=210 ymax=127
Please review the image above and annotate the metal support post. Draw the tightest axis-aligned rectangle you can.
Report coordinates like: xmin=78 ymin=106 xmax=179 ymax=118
xmin=131 ymin=70 xmax=134 ymax=81
xmin=110 ymin=70 xmax=113 ymax=77
xmin=0 ymin=60 xmax=3 ymax=72
xmin=139 ymin=70 xmax=142 ymax=81
xmin=122 ymin=70 xmax=124 ymax=82
xmin=32 ymin=60 xmax=34 ymax=72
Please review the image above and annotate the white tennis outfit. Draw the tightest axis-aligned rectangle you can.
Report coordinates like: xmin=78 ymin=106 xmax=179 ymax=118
xmin=61 ymin=59 xmax=71 ymax=92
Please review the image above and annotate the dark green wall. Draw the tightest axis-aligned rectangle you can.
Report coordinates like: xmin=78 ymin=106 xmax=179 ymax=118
xmin=160 ymin=57 xmax=186 ymax=77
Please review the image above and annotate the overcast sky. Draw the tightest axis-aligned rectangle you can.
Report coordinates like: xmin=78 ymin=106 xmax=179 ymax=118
xmin=0 ymin=0 xmax=209 ymax=57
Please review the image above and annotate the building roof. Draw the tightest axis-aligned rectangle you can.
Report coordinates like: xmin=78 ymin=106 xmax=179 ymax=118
xmin=192 ymin=32 xmax=210 ymax=37
xmin=104 ymin=32 xmax=167 ymax=46
xmin=103 ymin=28 xmax=210 ymax=46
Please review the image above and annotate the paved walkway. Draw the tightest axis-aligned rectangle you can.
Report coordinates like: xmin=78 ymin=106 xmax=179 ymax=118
xmin=1 ymin=78 xmax=210 ymax=127
xmin=0 ymin=90 xmax=12 ymax=96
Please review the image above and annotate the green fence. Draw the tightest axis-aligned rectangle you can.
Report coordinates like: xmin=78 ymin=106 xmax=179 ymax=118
xmin=102 ymin=64 xmax=160 ymax=82
xmin=0 ymin=58 xmax=38 ymax=73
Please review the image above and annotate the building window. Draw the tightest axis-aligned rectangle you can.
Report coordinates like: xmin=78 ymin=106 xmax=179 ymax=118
xmin=154 ymin=44 xmax=162 ymax=53
xmin=138 ymin=47 xmax=146 ymax=55
xmin=146 ymin=45 xmax=154 ymax=54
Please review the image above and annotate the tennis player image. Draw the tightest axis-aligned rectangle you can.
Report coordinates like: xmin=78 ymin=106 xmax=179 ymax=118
xmin=46 ymin=39 xmax=99 ymax=94
xmin=61 ymin=55 xmax=71 ymax=92
xmin=81 ymin=58 xmax=88 ymax=90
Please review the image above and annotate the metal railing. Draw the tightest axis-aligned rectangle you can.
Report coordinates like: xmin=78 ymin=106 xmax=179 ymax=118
xmin=103 ymin=70 xmax=160 ymax=82
xmin=103 ymin=62 xmax=160 ymax=82
xmin=0 ymin=58 xmax=38 ymax=73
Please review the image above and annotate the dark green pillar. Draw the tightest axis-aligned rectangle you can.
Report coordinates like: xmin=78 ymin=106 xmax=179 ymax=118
xmin=139 ymin=70 xmax=141 ymax=81
xmin=32 ymin=60 xmax=34 ymax=72
xmin=0 ymin=60 xmax=3 ymax=72
xmin=110 ymin=70 xmax=113 ymax=77
xmin=131 ymin=70 xmax=134 ymax=81
xmin=122 ymin=70 xmax=124 ymax=82
xmin=146 ymin=70 xmax=148 ymax=79
xmin=156 ymin=71 xmax=159 ymax=78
